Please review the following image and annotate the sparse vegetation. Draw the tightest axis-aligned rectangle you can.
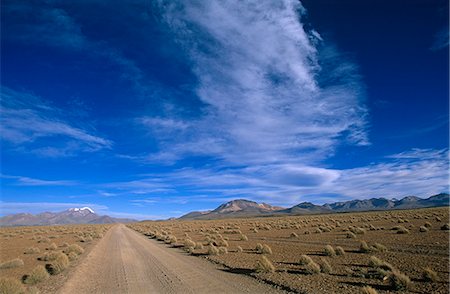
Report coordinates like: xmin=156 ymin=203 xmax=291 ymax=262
xmin=422 ymin=267 xmax=438 ymax=282
xmin=361 ymin=286 xmax=378 ymax=294
xmin=24 ymin=247 xmax=40 ymax=254
xmin=324 ymin=245 xmax=336 ymax=256
xmin=0 ymin=277 xmax=25 ymax=294
xmin=0 ymin=258 xmax=24 ymax=269
xmin=319 ymin=258 xmax=332 ymax=273
xmin=24 ymin=265 xmax=50 ymax=285
xmin=335 ymin=246 xmax=345 ymax=256
xmin=304 ymin=260 xmax=321 ymax=275
xmin=388 ymin=270 xmax=411 ymax=290
xmin=255 ymin=256 xmax=275 ymax=273
xmin=46 ymin=252 xmax=69 ymax=275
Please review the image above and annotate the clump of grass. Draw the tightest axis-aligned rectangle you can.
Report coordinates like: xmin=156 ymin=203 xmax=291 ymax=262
xmin=396 ymin=226 xmax=409 ymax=234
xmin=304 ymin=261 xmax=321 ymax=274
xmin=239 ymin=234 xmax=248 ymax=241
xmin=64 ymin=244 xmax=84 ymax=256
xmin=67 ymin=252 xmax=78 ymax=261
xmin=441 ymin=223 xmax=450 ymax=230
xmin=299 ymin=255 xmax=313 ymax=266
xmin=335 ymin=246 xmax=345 ymax=256
xmin=24 ymin=265 xmax=50 ymax=285
xmin=236 ymin=246 xmax=243 ymax=253
xmin=255 ymin=243 xmax=263 ymax=253
xmin=368 ymin=256 xmax=394 ymax=271
xmin=372 ymin=243 xmax=388 ymax=252
xmin=184 ymin=239 xmax=196 ymax=249
xmin=422 ymin=267 xmax=438 ymax=282
xmin=47 ymin=243 xmax=58 ymax=250
xmin=207 ymin=244 xmax=219 ymax=255
xmin=290 ymin=232 xmax=299 ymax=238
xmin=0 ymin=277 xmax=25 ymax=294
xmin=255 ymin=256 xmax=275 ymax=273
xmin=261 ymin=244 xmax=272 ymax=255
xmin=388 ymin=270 xmax=411 ymax=290
xmin=419 ymin=226 xmax=429 ymax=232
xmin=24 ymin=247 xmax=40 ymax=254
xmin=46 ymin=252 xmax=69 ymax=275
xmin=218 ymin=247 xmax=228 ymax=254
xmin=424 ymin=222 xmax=432 ymax=228
xmin=359 ymin=241 xmax=371 ymax=253
xmin=324 ymin=245 xmax=336 ymax=257
xmin=361 ymin=286 xmax=378 ymax=294
xmin=194 ymin=243 xmax=204 ymax=250
xmin=346 ymin=232 xmax=356 ymax=239
xmin=0 ymin=258 xmax=24 ymax=269
xmin=319 ymin=258 xmax=332 ymax=274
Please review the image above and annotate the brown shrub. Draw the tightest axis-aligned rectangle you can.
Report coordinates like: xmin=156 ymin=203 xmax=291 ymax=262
xmin=422 ymin=267 xmax=438 ymax=282
xmin=319 ymin=258 xmax=332 ymax=274
xmin=24 ymin=247 xmax=40 ymax=254
xmin=46 ymin=252 xmax=69 ymax=275
xmin=24 ymin=265 xmax=50 ymax=285
xmin=0 ymin=258 xmax=24 ymax=269
xmin=388 ymin=270 xmax=411 ymax=290
xmin=361 ymin=286 xmax=378 ymax=294
xmin=335 ymin=246 xmax=345 ymax=256
xmin=304 ymin=261 xmax=321 ymax=274
xmin=255 ymin=256 xmax=275 ymax=273
xmin=0 ymin=278 xmax=25 ymax=294
xmin=324 ymin=245 xmax=336 ymax=257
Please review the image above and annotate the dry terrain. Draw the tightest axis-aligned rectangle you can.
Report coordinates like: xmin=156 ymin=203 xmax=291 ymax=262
xmin=0 ymin=207 xmax=448 ymax=293
xmin=58 ymin=224 xmax=285 ymax=294
xmin=129 ymin=207 xmax=449 ymax=294
xmin=0 ymin=223 xmax=111 ymax=293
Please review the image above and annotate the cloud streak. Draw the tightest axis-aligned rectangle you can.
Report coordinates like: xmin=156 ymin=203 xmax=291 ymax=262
xmin=142 ymin=0 xmax=368 ymax=166
xmin=0 ymin=87 xmax=112 ymax=156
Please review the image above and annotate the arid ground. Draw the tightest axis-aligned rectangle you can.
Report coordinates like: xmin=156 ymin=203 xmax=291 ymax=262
xmin=1 ymin=207 xmax=448 ymax=293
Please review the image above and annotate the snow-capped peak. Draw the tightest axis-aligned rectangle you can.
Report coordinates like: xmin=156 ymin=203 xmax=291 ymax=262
xmin=68 ymin=207 xmax=95 ymax=213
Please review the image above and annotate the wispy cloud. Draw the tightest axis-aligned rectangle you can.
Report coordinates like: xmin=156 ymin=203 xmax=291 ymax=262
xmin=431 ymin=26 xmax=449 ymax=51
xmin=1 ymin=174 xmax=77 ymax=186
xmin=107 ymin=148 xmax=448 ymax=207
xmin=0 ymin=87 xmax=112 ymax=156
xmin=0 ymin=202 xmax=108 ymax=215
xmin=140 ymin=0 xmax=368 ymax=166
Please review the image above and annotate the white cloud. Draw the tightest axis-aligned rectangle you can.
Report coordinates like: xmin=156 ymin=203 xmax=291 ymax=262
xmin=0 ymin=87 xmax=112 ymax=156
xmin=143 ymin=0 xmax=368 ymax=166
xmin=1 ymin=174 xmax=77 ymax=186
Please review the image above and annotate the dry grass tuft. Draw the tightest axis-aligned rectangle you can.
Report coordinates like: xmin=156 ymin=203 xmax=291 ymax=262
xmin=207 ymin=244 xmax=219 ymax=255
xmin=24 ymin=247 xmax=40 ymax=254
xmin=335 ymin=246 xmax=345 ymax=256
xmin=422 ymin=267 xmax=438 ymax=282
xmin=0 ymin=258 xmax=24 ymax=269
xmin=64 ymin=244 xmax=84 ymax=256
xmin=304 ymin=261 xmax=321 ymax=275
xmin=255 ymin=256 xmax=275 ymax=273
xmin=359 ymin=241 xmax=371 ymax=253
xmin=368 ymin=256 xmax=394 ymax=271
xmin=419 ymin=226 xmax=429 ymax=232
xmin=324 ymin=245 xmax=336 ymax=257
xmin=46 ymin=252 xmax=69 ymax=275
xmin=236 ymin=246 xmax=243 ymax=253
xmin=24 ymin=265 xmax=50 ymax=285
xmin=0 ymin=277 xmax=25 ymax=294
xmin=319 ymin=258 xmax=332 ymax=274
xmin=299 ymin=254 xmax=313 ymax=266
xmin=387 ymin=270 xmax=411 ymax=290
xmin=361 ymin=286 xmax=378 ymax=294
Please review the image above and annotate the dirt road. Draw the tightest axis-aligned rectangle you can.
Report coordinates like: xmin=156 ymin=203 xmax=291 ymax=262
xmin=58 ymin=224 xmax=286 ymax=294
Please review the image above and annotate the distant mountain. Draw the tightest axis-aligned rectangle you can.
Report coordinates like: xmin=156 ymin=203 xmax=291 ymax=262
xmin=179 ymin=199 xmax=284 ymax=220
xmin=0 ymin=207 xmax=136 ymax=226
xmin=179 ymin=193 xmax=449 ymax=220
xmin=277 ymin=202 xmax=331 ymax=214
xmin=323 ymin=198 xmax=396 ymax=212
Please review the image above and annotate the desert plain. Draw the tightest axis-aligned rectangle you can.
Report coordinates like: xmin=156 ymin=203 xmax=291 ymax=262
xmin=1 ymin=207 xmax=449 ymax=294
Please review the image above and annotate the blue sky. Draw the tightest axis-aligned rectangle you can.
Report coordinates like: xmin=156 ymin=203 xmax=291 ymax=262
xmin=1 ymin=0 xmax=448 ymax=220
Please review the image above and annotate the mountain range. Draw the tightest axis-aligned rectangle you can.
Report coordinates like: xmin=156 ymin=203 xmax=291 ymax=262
xmin=179 ymin=193 xmax=449 ymax=220
xmin=0 ymin=207 xmax=136 ymax=226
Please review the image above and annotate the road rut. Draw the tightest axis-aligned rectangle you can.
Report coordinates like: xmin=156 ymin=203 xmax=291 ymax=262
xmin=58 ymin=224 xmax=286 ymax=294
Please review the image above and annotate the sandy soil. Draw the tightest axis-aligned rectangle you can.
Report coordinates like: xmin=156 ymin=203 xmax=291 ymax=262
xmin=58 ymin=224 xmax=287 ymax=294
